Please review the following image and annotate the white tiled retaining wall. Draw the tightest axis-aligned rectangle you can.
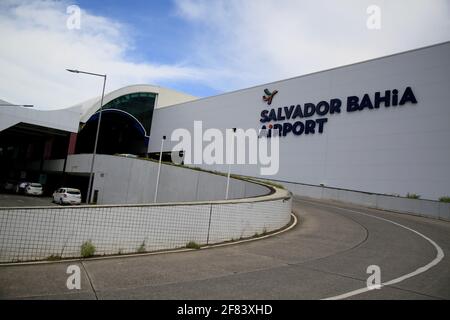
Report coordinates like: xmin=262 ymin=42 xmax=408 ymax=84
xmin=0 ymin=189 xmax=291 ymax=263
xmin=280 ymin=180 xmax=450 ymax=221
xmin=36 ymin=154 xmax=271 ymax=204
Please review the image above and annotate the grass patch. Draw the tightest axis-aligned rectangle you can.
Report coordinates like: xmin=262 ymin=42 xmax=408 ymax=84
xmin=137 ymin=241 xmax=146 ymax=253
xmin=439 ymin=196 xmax=450 ymax=203
xmin=47 ymin=254 xmax=61 ymax=261
xmin=186 ymin=241 xmax=201 ymax=249
xmin=406 ymin=193 xmax=421 ymax=199
xmin=80 ymin=240 xmax=96 ymax=258
xmin=132 ymin=155 xmax=281 ymax=191
xmin=252 ymin=179 xmax=285 ymax=190
xmin=251 ymin=228 xmax=268 ymax=239
xmin=229 ymin=174 xmax=285 ymax=190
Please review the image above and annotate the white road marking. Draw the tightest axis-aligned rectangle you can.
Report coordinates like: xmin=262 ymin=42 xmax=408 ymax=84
xmin=296 ymin=199 xmax=445 ymax=300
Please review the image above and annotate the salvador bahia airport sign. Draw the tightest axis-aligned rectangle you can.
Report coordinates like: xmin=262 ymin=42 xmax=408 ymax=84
xmin=259 ymin=86 xmax=417 ymax=138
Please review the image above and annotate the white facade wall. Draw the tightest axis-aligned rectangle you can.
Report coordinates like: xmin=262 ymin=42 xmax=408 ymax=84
xmin=148 ymin=42 xmax=450 ymax=200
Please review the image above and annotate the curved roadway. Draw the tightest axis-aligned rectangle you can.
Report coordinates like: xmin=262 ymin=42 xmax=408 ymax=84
xmin=1 ymin=196 xmax=449 ymax=299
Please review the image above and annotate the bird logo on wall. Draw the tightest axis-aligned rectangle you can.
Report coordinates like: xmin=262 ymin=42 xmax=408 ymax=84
xmin=263 ymin=88 xmax=278 ymax=105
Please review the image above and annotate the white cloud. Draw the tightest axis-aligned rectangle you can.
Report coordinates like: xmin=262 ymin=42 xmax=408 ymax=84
xmin=174 ymin=0 xmax=450 ymax=91
xmin=1 ymin=0 xmax=449 ymax=109
xmin=0 ymin=0 xmax=205 ymax=109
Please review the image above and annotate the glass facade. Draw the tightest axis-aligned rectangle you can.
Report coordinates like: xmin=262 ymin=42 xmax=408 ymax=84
xmin=101 ymin=92 xmax=156 ymax=136
xmin=76 ymin=92 xmax=156 ymax=156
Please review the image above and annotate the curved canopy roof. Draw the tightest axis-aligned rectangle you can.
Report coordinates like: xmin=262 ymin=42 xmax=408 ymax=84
xmin=75 ymin=84 xmax=197 ymax=123
xmin=1 ymin=85 xmax=196 ymax=135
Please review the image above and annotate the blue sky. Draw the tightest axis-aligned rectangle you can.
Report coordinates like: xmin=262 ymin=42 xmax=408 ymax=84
xmin=73 ymin=0 xmax=217 ymax=97
xmin=0 ymin=0 xmax=449 ymax=109
xmin=75 ymin=1 xmax=187 ymax=64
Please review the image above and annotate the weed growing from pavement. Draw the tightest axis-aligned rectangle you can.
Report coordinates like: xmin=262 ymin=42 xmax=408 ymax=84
xmin=186 ymin=241 xmax=201 ymax=249
xmin=137 ymin=241 xmax=146 ymax=253
xmin=47 ymin=254 xmax=61 ymax=261
xmin=80 ymin=240 xmax=96 ymax=258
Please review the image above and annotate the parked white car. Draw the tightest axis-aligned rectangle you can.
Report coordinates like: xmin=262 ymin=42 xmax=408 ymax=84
xmin=52 ymin=188 xmax=82 ymax=205
xmin=24 ymin=183 xmax=43 ymax=196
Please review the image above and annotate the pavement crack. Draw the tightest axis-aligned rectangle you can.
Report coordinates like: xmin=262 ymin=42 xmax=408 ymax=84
xmin=385 ymin=285 xmax=445 ymax=300
xmin=81 ymin=261 xmax=98 ymax=300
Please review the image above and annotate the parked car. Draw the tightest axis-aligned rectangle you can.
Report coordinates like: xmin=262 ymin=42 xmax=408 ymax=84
xmin=2 ymin=180 xmax=17 ymax=193
xmin=52 ymin=188 xmax=82 ymax=205
xmin=24 ymin=183 xmax=43 ymax=196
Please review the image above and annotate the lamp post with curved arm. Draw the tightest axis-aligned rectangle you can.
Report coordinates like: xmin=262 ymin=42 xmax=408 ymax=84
xmin=66 ymin=69 xmax=107 ymax=204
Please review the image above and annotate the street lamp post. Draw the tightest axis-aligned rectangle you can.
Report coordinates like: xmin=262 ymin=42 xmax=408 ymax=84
xmin=67 ymin=69 xmax=107 ymax=204
xmin=225 ymin=163 xmax=231 ymax=200
xmin=225 ymin=128 xmax=236 ymax=200
xmin=154 ymin=135 xmax=166 ymax=203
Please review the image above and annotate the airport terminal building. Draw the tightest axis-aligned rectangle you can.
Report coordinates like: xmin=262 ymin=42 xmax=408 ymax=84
xmin=1 ymin=42 xmax=449 ymax=202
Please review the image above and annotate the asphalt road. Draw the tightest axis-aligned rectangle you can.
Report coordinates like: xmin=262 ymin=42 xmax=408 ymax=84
xmin=0 ymin=193 xmax=57 ymax=207
xmin=0 ymin=196 xmax=449 ymax=300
